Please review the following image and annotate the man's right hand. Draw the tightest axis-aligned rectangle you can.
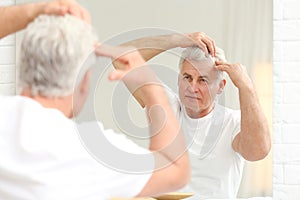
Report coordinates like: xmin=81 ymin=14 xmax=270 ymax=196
xmin=176 ymin=32 xmax=216 ymax=57
xmin=95 ymin=44 xmax=147 ymax=81
xmin=44 ymin=0 xmax=91 ymax=24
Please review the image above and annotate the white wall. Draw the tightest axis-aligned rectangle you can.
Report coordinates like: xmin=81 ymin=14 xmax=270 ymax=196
xmin=0 ymin=0 xmax=16 ymax=95
xmin=273 ymin=0 xmax=300 ymax=199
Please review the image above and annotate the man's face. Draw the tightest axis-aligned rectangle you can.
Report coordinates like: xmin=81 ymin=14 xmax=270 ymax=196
xmin=178 ymin=59 xmax=223 ymax=116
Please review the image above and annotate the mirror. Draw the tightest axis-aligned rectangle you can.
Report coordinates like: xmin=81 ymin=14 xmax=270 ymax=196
xmin=78 ymin=0 xmax=272 ymax=198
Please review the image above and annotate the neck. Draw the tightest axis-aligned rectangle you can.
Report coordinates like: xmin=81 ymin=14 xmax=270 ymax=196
xmin=21 ymin=90 xmax=73 ymax=118
xmin=185 ymin=103 xmax=215 ymax=119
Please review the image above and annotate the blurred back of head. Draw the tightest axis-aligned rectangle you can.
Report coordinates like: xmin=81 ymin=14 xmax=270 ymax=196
xmin=18 ymin=15 xmax=98 ymax=97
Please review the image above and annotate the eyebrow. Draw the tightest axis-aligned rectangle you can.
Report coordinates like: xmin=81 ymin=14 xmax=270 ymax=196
xmin=182 ymin=72 xmax=209 ymax=79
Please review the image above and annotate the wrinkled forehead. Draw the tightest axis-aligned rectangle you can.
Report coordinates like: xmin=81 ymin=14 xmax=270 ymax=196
xmin=181 ymin=59 xmax=219 ymax=79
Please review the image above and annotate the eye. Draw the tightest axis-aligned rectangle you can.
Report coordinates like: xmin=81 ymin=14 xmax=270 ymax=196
xmin=199 ymin=78 xmax=208 ymax=83
xmin=183 ymin=75 xmax=192 ymax=81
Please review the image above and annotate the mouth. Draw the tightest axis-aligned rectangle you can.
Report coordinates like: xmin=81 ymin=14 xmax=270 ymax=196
xmin=185 ymin=95 xmax=200 ymax=100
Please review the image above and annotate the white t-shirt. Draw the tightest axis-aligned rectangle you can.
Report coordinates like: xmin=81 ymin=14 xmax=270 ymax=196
xmin=166 ymin=88 xmax=244 ymax=199
xmin=0 ymin=95 xmax=154 ymax=200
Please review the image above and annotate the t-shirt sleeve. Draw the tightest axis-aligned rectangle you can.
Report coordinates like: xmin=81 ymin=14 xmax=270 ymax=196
xmin=231 ymin=109 xmax=241 ymax=143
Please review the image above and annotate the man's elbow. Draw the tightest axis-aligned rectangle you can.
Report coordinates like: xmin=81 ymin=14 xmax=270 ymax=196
xmin=171 ymin=166 xmax=191 ymax=190
xmin=243 ymin=142 xmax=271 ymax=161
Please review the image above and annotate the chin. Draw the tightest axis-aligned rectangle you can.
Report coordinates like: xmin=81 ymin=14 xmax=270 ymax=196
xmin=183 ymin=101 xmax=201 ymax=111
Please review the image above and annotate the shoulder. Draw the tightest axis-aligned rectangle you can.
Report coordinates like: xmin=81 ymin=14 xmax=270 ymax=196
xmin=216 ymin=104 xmax=240 ymax=123
xmin=214 ymin=104 xmax=241 ymax=140
xmin=76 ymin=121 xmax=152 ymax=155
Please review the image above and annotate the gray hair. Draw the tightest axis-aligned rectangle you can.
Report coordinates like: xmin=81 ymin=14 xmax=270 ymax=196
xmin=18 ymin=15 xmax=98 ymax=97
xmin=179 ymin=46 xmax=227 ymax=80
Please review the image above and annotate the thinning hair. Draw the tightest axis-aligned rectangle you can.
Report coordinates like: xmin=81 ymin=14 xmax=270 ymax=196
xmin=179 ymin=46 xmax=227 ymax=80
xmin=18 ymin=15 xmax=98 ymax=97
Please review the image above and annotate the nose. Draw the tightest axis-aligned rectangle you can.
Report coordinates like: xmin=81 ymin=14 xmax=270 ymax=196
xmin=188 ymin=80 xmax=199 ymax=93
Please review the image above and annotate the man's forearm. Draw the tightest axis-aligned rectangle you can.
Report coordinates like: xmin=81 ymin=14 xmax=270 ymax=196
xmin=237 ymin=85 xmax=271 ymax=161
xmin=121 ymin=34 xmax=183 ymax=62
xmin=135 ymin=82 xmax=190 ymax=196
xmin=98 ymin=44 xmax=191 ymax=196
xmin=114 ymin=34 xmax=183 ymax=107
xmin=122 ymin=66 xmax=187 ymax=159
xmin=138 ymin=82 xmax=189 ymax=169
xmin=0 ymin=3 xmax=45 ymax=38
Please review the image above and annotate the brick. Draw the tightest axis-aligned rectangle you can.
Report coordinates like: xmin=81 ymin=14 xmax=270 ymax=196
xmin=273 ymin=144 xmax=300 ymax=164
xmin=274 ymin=82 xmax=283 ymax=104
xmin=0 ymin=46 xmax=15 ymax=65
xmin=280 ymin=104 xmax=300 ymax=123
xmin=274 ymin=20 xmax=300 ymax=41
xmin=273 ymin=62 xmax=282 ymax=83
xmin=273 ymin=144 xmax=283 ymax=165
xmin=282 ymin=41 xmax=300 ymax=62
xmin=280 ymin=62 xmax=300 ymax=82
xmin=274 ymin=164 xmax=284 ymax=184
xmin=273 ymin=41 xmax=283 ymax=62
xmin=282 ymin=124 xmax=300 ymax=143
xmin=283 ymin=83 xmax=300 ymax=104
xmin=283 ymin=1 xmax=300 ymax=19
xmin=285 ymin=164 xmax=300 ymax=184
xmin=0 ymin=83 xmax=15 ymax=95
xmin=0 ymin=0 xmax=14 ymax=6
xmin=273 ymin=184 xmax=285 ymax=200
xmin=0 ymin=34 xmax=15 ymax=46
xmin=274 ymin=0 xmax=283 ymax=20
xmin=0 ymin=65 xmax=15 ymax=84
xmin=273 ymin=124 xmax=282 ymax=144
xmin=274 ymin=184 xmax=300 ymax=200
xmin=273 ymin=103 xmax=282 ymax=124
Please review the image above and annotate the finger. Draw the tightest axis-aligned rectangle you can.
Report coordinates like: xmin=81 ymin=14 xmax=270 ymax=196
xmin=108 ymin=69 xmax=126 ymax=81
xmin=215 ymin=60 xmax=230 ymax=69
xmin=215 ymin=60 xmax=229 ymax=65
xmin=68 ymin=6 xmax=83 ymax=19
xmin=44 ymin=4 xmax=68 ymax=15
xmin=61 ymin=0 xmax=91 ymax=23
xmin=215 ymin=64 xmax=229 ymax=72
xmin=81 ymin=7 xmax=92 ymax=24
xmin=202 ymin=37 xmax=215 ymax=57
xmin=196 ymin=40 xmax=209 ymax=57
xmin=206 ymin=36 xmax=216 ymax=57
xmin=57 ymin=5 xmax=68 ymax=15
xmin=95 ymin=44 xmax=122 ymax=58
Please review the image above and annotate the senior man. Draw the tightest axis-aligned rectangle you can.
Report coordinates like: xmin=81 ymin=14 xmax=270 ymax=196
xmin=114 ymin=32 xmax=271 ymax=199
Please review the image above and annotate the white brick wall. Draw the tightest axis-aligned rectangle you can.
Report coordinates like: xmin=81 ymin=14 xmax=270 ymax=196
xmin=0 ymin=1 xmax=16 ymax=95
xmin=274 ymin=0 xmax=300 ymax=199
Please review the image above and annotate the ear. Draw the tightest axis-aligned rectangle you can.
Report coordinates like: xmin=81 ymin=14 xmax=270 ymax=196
xmin=77 ymin=69 xmax=91 ymax=95
xmin=217 ymin=79 xmax=226 ymax=94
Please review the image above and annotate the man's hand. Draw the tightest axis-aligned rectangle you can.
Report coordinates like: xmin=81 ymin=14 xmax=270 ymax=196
xmin=44 ymin=0 xmax=91 ymax=24
xmin=177 ymin=32 xmax=216 ymax=57
xmin=95 ymin=44 xmax=147 ymax=81
xmin=0 ymin=0 xmax=91 ymax=38
xmin=215 ymin=60 xmax=253 ymax=90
